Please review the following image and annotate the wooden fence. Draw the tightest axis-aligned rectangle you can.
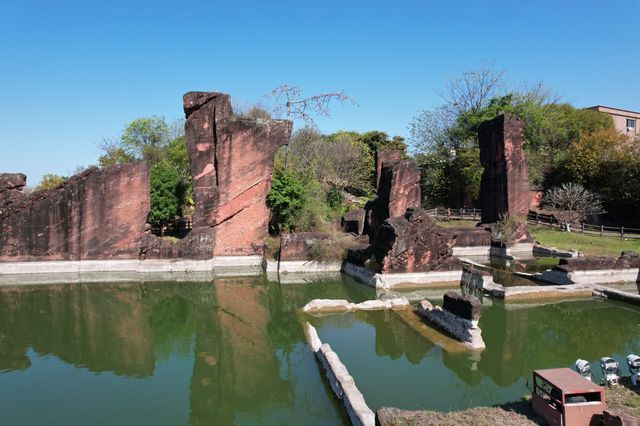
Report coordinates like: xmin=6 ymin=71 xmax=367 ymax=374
xmin=527 ymin=211 xmax=640 ymax=239
xmin=425 ymin=208 xmax=640 ymax=239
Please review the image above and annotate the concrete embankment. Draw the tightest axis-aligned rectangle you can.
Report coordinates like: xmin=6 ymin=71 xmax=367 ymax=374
xmin=303 ymin=322 xmax=375 ymax=426
xmin=0 ymin=256 xmax=264 ymax=285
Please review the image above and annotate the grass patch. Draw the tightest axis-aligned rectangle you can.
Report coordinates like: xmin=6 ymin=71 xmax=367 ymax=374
xmin=434 ymin=219 xmax=479 ymax=229
xmin=530 ymin=225 xmax=640 ymax=257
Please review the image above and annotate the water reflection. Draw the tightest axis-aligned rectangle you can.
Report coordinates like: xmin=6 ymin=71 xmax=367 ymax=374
xmin=310 ymin=298 xmax=640 ymax=411
xmin=0 ymin=276 xmax=369 ymax=425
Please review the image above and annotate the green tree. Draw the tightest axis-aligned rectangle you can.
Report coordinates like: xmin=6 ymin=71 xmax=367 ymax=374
xmin=358 ymin=131 xmax=407 ymax=156
xmin=121 ymin=116 xmax=170 ymax=165
xmin=149 ymin=162 xmax=185 ymax=231
xmin=267 ymin=170 xmax=306 ymax=233
xmin=36 ymin=173 xmax=67 ymax=190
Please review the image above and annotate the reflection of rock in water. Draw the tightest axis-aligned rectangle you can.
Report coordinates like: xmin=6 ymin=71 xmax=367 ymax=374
xmin=442 ymin=349 xmax=482 ymax=385
xmin=364 ymin=311 xmax=431 ymax=365
xmin=0 ymin=283 xmax=156 ymax=377
xmin=188 ymin=277 xmax=294 ymax=426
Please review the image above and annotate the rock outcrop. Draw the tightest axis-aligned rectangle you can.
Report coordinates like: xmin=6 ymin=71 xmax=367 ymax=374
xmin=364 ymin=150 xmax=421 ymax=238
xmin=0 ymin=173 xmax=27 ymax=214
xmin=182 ymin=92 xmax=292 ymax=256
xmin=478 ymin=113 xmax=530 ymax=224
xmin=279 ymin=232 xmax=330 ymax=261
xmin=366 ymin=208 xmax=460 ymax=274
xmin=1 ymin=91 xmax=291 ymax=262
xmin=0 ymin=165 xmax=149 ymax=261
xmin=341 ymin=208 xmax=366 ymax=235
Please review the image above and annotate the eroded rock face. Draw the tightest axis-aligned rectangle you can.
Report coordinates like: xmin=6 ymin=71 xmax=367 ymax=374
xmin=1 ymin=92 xmax=291 ymax=262
xmin=451 ymin=227 xmax=492 ymax=248
xmin=1 ymin=173 xmax=26 ymax=192
xmin=182 ymin=91 xmax=292 ymax=256
xmin=479 ymin=113 xmax=530 ymax=224
xmin=375 ymin=150 xmax=403 ymax=190
xmin=341 ymin=208 xmax=366 ymax=235
xmin=371 ymin=208 xmax=460 ymax=274
xmin=279 ymin=232 xmax=330 ymax=261
xmin=0 ymin=165 xmax=149 ymax=261
xmin=365 ymin=150 xmax=421 ymax=239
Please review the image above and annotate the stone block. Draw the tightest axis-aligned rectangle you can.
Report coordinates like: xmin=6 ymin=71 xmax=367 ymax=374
xmin=279 ymin=232 xmax=330 ymax=261
xmin=442 ymin=291 xmax=482 ymax=321
xmin=371 ymin=208 xmax=461 ymax=274
xmin=341 ymin=208 xmax=366 ymax=235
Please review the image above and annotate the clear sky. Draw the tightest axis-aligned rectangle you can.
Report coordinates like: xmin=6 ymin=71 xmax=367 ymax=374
xmin=1 ymin=0 xmax=638 ymax=186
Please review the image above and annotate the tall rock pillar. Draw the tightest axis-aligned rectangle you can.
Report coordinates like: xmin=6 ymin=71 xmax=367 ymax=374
xmin=478 ymin=113 xmax=530 ymax=224
xmin=182 ymin=92 xmax=292 ymax=256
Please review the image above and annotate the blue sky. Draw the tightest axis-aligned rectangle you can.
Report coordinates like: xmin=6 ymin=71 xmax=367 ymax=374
xmin=1 ymin=0 xmax=638 ymax=186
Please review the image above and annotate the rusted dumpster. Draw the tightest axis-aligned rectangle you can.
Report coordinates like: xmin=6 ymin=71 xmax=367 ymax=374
xmin=532 ymin=368 xmax=605 ymax=426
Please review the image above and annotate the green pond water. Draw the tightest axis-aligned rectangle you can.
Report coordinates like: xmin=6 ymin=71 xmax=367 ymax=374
xmin=1 ymin=275 xmax=640 ymax=425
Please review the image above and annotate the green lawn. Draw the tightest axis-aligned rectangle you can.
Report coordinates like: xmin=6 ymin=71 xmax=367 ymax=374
xmin=529 ymin=225 xmax=640 ymax=257
xmin=434 ymin=219 xmax=479 ymax=228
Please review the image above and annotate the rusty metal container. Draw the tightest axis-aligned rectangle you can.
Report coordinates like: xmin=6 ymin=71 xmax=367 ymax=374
xmin=532 ymin=368 xmax=606 ymax=426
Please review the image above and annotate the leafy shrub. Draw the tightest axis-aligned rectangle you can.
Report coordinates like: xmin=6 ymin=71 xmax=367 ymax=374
xmin=267 ymin=170 xmax=306 ymax=233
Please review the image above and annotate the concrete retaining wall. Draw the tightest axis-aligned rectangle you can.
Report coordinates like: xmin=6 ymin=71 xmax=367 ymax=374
xmin=452 ymin=246 xmax=490 ymax=256
xmin=0 ymin=255 xmax=264 ymax=285
xmin=302 ymin=297 xmax=410 ymax=313
xmin=341 ymin=262 xmax=462 ymax=289
xmin=490 ymin=243 xmax=534 ymax=259
xmin=278 ymin=260 xmax=343 ymax=274
xmin=303 ymin=322 xmax=375 ymax=426
xmin=537 ymin=268 xmax=639 ymax=286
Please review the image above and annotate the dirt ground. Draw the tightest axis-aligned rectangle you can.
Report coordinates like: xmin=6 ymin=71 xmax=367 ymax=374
xmin=377 ymin=379 xmax=640 ymax=426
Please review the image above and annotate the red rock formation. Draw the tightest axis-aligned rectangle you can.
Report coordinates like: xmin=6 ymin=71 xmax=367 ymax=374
xmin=478 ymin=113 xmax=530 ymax=224
xmin=451 ymin=227 xmax=492 ymax=248
xmin=371 ymin=208 xmax=460 ymax=274
xmin=182 ymin=92 xmax=292 ymax=256
xmin=279 ymin=232 xmax=330 ymax=261
xmin=375 ymin=150 xmax=402 ymax=190
xmin=1 ymin=91 xmax=291 ymax=262
xmin=365 ymin=151 xmax=421 ymax=239
xmin=0 ymin=165 xmax=149 ymax=261
xmin=341 ymin=208 xmax=366 ymax=235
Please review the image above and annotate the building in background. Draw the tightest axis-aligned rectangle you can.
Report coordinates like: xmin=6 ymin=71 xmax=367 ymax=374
xmin=587 ymin=105 xmax=640 ymax=141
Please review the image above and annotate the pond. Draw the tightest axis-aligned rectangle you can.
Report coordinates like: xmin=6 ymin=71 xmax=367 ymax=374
xmin=309 ymin=297 xmax=640 ymax=411
xmin=0 ymin=276 xmax=372 ymax=426
xmin=1 ymin=275 xmax=639 ymax=425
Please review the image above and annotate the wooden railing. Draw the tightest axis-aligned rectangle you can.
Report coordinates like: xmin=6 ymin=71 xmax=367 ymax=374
xmin=425 ymin=207 xmax=482 ymax=221
xmin=527 ymin=211 xmax=640 ymax=239
xmin=426 ymin=207 xmax=640 ymax=239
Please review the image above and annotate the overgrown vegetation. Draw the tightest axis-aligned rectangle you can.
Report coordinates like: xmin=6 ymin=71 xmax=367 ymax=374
xmin=35 ymin=173 xmax=67 ymax=190
xmin=267 ymin=127 xmax=406 ymax=235
xmin=97 ymin=116 xmax=193 ymax=231
xmin=407 ymin=66 xmax=639 ymax=226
